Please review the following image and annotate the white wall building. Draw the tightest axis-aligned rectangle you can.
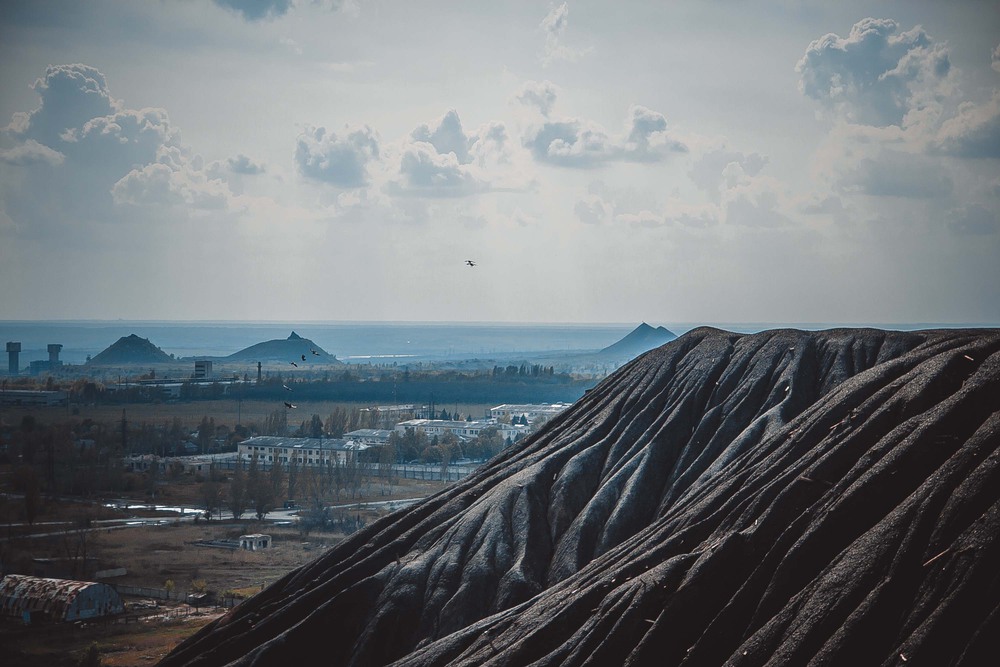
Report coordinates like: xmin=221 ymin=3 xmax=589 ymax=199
xmin=238 ymin=436 xmax=371 ymax=467
xmin=490 ymin=403 xmax=572 ymax=422
xmin=395 ymin=419 xmax=527 ymax=443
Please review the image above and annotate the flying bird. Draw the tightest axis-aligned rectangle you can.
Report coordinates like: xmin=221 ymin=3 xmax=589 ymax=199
xmin=311 ymin=349 xmax=320 ymax=356
xmin=301 ymin=354 xmax=306 ymax=361
xmin=282 ymin=384 xmax=292 ymax=391
xmin=284 ymin=402 xmax=297 ymax=409
xmin=290 ymin=361 xmax=298 ymax=367
xmin=465 ymin=260 xmax=476 ymax=267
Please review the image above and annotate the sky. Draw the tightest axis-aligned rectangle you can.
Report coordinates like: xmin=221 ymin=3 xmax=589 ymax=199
xmin=0 ymin=0 xmax=998 ymax=325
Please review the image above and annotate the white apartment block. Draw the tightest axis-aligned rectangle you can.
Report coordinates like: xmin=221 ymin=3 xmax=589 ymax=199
xmin=238 ymin=436 xmax=371 ymax=467
xmin=490 ymin=403 xmax=572 ymax=422
xmin=394 ymin=418 xmax=527 ymax=443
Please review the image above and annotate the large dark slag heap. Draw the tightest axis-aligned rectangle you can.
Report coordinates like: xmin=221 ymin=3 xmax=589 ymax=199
xmin=162 ymin=327 xmax=1000 ymax=667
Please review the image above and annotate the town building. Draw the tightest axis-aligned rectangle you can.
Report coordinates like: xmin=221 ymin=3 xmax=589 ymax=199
xmin=342 ymin=429 xmax=394 ymax=446
xmin=394 ymin=418 xmax=527 ymax=443
xmin=490 ymin=403 xmax=572 ymax=422
xmin=0 ymin=389 xmax=69 ymax=407
xmin=238 ymin=436 xmax=371 ymax=468
xmin=0 ymin=575 xmax=125 ymax=624
xmin=239 ymin=534 xmax=272 ymax=551
xmin=194 ymin=360 xmax=213 ymax=379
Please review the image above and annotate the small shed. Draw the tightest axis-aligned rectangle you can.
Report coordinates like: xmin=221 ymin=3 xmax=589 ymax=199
xmin=0 ymin=575 xmax=125 ymax=623
xmin=239 ymin=534 xmax=272 ymax=551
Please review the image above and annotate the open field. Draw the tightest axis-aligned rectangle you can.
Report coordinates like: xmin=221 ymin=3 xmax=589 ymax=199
xmin=1 ymin=475 xmax=452 ymax=665
xmin=3 ymin=610 xmax=225 ymax=667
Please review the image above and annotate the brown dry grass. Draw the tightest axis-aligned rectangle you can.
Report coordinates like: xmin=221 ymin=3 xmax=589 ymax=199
xmin=4 ymin=399 xmax=495 ymax=431
xmin=2 ymin=610 xmax=224 ymax=666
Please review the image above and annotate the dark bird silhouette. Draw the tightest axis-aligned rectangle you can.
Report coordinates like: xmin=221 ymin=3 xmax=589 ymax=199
xmin=284 ymin=402 xmax=296 ymax=409
xmin=290 ymin=361 xmax=298 ymax=367
xmin=465 ymin=260 xmax=476 ymax=267
xmin=301 ymin=354 xmax=306 ymax=361
xmin=311 ymin=349 xmax=320 ymax=356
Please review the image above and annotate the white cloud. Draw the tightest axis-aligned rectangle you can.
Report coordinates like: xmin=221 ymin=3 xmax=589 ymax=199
xmin=0 ymin=140 xmax=65 ymax=166
xmin=993 ymin=44 xmax=1000 ymax=73
xmin=111 ymin=145 xmax=231 ymax=210
xmin=524 ymin=105 xmax=686 ymax=168
xmin=689 ymin=148 xmax=768 ymax=201
xmin=411 ymin=109 xmax=473 ymax=164
xmin=294 ymin=124 xmax=380 ymax=187
xmin=514 ymin=80 xmax=559 ymax=117
xmin=932 ymin=92 xmax=1000 ymax=159
xmin=797 ymin=18 xmax=952 ymax=127
xmin=540 ymin=2 xmax=588 ymax=65
xmin=6 ymin=64 xmax=117 ymax=147
xmin=227 ymin=154 xmax=266 ymax=174
xmin=391 ymin=141 xmax=485 ymax=198
xmin=574 ymin=194 xmax=612 ymax=225
xmin=839 ymin=149 xmax=953 ymax=198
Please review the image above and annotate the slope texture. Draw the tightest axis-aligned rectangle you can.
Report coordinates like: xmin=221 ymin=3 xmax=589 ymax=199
xmin=161 ymin=327 xmax=1000 ymax=667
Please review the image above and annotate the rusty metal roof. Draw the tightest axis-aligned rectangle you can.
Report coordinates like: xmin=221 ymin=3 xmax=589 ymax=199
xmin=0 ymin=574 xmax=96 ymax=619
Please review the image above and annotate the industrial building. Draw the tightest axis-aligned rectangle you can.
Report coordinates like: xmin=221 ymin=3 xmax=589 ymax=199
xmin=6 ymin=341 xmax=20 ymax=375
xmin=0 ymin=574 xmax=125 ymax=623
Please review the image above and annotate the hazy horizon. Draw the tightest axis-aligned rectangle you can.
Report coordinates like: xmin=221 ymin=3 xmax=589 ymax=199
xmin=2 ymin=2 xmax=998 ymax=324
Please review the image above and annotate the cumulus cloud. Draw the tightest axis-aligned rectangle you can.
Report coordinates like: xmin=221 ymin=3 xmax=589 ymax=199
xmin=387 ymin=111 xmax=518 ymax=197
xmin=0 ymin=140 xmax=65 ymax=167
xmin=112 ymin=159 xmax=229 ymax=210
xmin=689 ymin=148 xmax=768 ymax=200
xmin=411 ymin=109 xmax=473 ymax=164
xmin=392 ymin=142 xmax=485 ymax=197
xmin=295 ymin=124 xmax=379 ymax=187
xmin=839 ymin=149 xmax=953 ymax=198
xmin=0 ymin=62 xmax=244 ymax=233
xmin=797 ymin=18 xmax=952 ymax=127
xmin=932 ymin=92 xmax=1000 ymax=159
xmin=227 ymin=154 xmax=266 ymax=174
xmin=213 ymin=0 xmax=292 ymax=22
xmin=514 ymin=80 xmax=559 ymax=117
xmin=574 ymin=194 xmax=612 ymax=225
xmin=524 ymin=105 xmax=686 ymax=168
xmin=947 ymin=204 xmax=998 ymax=236
xmin=541 ymin=2 xmax=587 ymax=65
xmin=5 ymin=64 xmax=117 ymax=146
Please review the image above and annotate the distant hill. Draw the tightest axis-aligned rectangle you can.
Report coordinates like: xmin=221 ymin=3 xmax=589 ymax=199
xmin=227 ymin=331 xmax=339 ymax=363
xmin=87 ymin=334 xmax=173 ymax=365
xmin=598 ymin=322 xmax=676 ymax=359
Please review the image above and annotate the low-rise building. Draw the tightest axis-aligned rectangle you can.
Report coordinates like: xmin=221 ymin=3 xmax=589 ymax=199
xmin=343 ymin=429 xmax=394 ymax=446
xmin=238 ymin=436 xmax=371 ymax=468
xmin=239 ymin=534 xmax=271 ymax=550
xmin=0 ymin=389 xmax=69 ymax=407
xmin=490 ymin=403 xmax=572 ymax=422
xmin=0 ymin=575 xmax=125 ymax=624
xmin=395 ymin=418 xmax=527 ymax=443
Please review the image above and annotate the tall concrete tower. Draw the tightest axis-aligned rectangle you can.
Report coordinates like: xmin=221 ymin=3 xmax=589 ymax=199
xmin=6 ymin=342 xmax=21 ymax=375
xmin=48 ymin=344 xmax=63 ymax=365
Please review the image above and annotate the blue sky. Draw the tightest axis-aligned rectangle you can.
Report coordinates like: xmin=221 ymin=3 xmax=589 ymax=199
xmin=1 ymin=1 xmax=998 ymax=324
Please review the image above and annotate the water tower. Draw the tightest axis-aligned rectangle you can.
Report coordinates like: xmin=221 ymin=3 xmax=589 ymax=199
xmin=48 ymin=344 xmax=63 ymax=366
xmin=6 ymin=342 xmax=20 ymax=375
